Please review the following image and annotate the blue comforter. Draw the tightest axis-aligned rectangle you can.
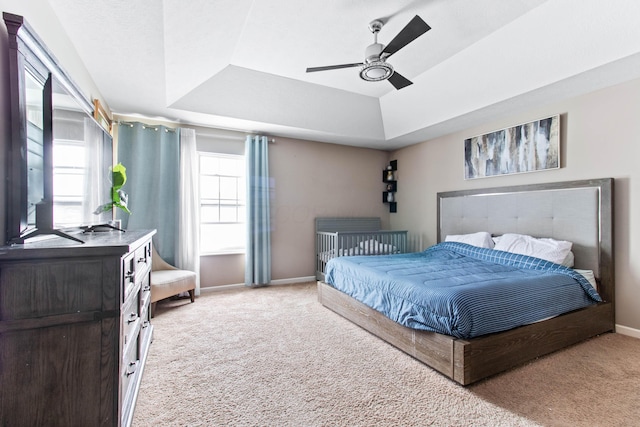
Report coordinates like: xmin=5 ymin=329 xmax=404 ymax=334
xmin=325 ymin=242 xmax=601 ymax=339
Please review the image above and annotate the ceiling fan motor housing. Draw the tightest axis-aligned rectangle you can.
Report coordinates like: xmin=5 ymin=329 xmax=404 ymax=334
xmin=365 ymin=42 xmax=384 ymax=63
xmin=361 ymin=42 xmax=393 ymax=81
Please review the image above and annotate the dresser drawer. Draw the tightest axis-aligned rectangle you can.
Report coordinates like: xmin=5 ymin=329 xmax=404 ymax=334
xmin=122 ymin=252 xmax=137 ymax=302
xmin=134 ymin=241 xmax=151 ymax=282
xmin=140 ymin=275 xmax=151 ymax=312
xmin=139 ymin=308 xmax=152 ymax=350
xmin=122 ymin=290 xmax=141 ymax=352
xmin=121 ymin=334 xmax=140 ymax=415
xmin=140 ymin=266 xmax=151 ymax=297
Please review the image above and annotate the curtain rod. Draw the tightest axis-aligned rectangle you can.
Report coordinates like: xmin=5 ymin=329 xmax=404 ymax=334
xmin=116 ymin=120 xmax=176 ymax=133
xmin=116 ymin=120 xmax=275 ymax=142
xmin=197 ymin=132 xmax=275 ymax=143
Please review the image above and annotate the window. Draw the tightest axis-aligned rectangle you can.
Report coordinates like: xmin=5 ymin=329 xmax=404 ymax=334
xmin=199 ymin=152 xmax=246 ymax=254
xmin=53 ymin=140 xmax=85 ymax=227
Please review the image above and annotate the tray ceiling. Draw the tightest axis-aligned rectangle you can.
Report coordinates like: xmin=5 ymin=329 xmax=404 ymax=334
xmin=48 ymin=0 xmax=640 ymax=149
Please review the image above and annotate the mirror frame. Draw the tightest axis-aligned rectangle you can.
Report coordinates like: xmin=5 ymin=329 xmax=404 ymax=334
xmin=4 ymin=12 xmax=98 ymax=244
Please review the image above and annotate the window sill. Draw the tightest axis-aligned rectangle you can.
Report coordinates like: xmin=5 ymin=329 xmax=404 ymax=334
xmin=200 ymin=250 xmax=245 ymax=257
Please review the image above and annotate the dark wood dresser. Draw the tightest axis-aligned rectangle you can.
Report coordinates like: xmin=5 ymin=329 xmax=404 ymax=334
xmin=0 ymin=229 xmax=156 ymax=426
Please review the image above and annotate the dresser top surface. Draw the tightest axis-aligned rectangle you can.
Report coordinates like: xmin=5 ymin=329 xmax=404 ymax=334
xmin=0 ymin=229 xmax=156 ymax=260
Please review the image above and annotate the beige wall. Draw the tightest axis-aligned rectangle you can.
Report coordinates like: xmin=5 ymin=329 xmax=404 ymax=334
xmin=270 ymin=137 xmax=391 ymax=280
xmin=201 ymin=136 xmax=391 ymax=287
xmin=390 ymin=77 xmax=640 ymax=332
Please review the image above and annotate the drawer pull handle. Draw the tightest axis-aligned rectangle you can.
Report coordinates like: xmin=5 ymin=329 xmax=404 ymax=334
xmin=142 ymin=320 xmax=150 ymax=329
xmin=126 ymin=360 xmax=139 ymax=377
xmin=125 ymin=271 xmax=135 ymax=281
xmin=137 ymin=257 xmax=147 ymax=264
xmin=127 ymin=313 xmax=138 ymax=324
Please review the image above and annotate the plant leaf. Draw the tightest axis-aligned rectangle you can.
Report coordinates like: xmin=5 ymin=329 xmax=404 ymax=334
xmin=112 ymin=163 xmax=127 ymax=189
xmin=109 ymin=163 xmax=131 ymax=214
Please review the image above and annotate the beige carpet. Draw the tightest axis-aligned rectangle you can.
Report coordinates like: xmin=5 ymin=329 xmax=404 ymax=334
xmin=133 ymin=282 xmax=640 ymax=427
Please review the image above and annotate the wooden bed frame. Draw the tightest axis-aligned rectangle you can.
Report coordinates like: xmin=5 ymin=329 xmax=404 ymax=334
xmin=317 ymin=178 xmax=614 ymax=385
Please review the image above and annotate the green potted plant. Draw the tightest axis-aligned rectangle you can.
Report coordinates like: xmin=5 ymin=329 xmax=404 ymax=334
xmin=95 ymin=162 xmax=131 ymax=215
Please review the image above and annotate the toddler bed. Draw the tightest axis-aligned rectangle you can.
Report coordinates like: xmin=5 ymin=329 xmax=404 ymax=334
xmin=315 ymin=217 xmax=408 ymax=281
xmin=318 ymin=178 xmax=614 ymax=385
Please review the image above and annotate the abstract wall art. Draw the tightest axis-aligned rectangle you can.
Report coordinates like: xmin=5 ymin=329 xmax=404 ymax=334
xmin=464 ymin=115 xmax=560 ymax=179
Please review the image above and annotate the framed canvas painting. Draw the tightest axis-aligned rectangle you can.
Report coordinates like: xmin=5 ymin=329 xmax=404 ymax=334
xmin=464 ymin=115 xmax=560 ymax=179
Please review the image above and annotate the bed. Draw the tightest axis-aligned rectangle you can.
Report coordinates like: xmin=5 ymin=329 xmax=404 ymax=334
xmin=315 ymin=217 xmax=408 ymax=281
xmin=317 ymin=178 xmax=614 ymax=385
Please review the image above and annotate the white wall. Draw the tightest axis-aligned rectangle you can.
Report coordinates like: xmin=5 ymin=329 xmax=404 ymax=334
xmin=390 ymin=77 xmax=640 ymax=332
xmin=0 ymin=1 xmax=108 ymax=114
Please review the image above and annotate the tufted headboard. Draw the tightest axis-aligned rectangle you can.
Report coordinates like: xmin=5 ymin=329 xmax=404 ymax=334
xmin=437 ymin=179 xmax=614 ymax=303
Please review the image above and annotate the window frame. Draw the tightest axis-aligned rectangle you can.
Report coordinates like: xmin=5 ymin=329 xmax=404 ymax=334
xmin=198 ymin=151 xmax=246 ymax=255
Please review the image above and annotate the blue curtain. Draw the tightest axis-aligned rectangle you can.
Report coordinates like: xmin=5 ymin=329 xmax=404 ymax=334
xmin=117 ymin=122 xmax=180 ymax=264
xmin=245 ymin=135 xmax=271 ymax=286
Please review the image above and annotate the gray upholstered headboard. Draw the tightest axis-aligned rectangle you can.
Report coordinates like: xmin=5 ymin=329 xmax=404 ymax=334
xmin=437 ymin=179 xmax=613 ymax=293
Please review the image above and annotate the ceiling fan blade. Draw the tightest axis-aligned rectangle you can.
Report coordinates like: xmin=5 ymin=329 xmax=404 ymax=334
xmin=388 ymin=71 xmax=413 ymax=90
xmin=306 ymin=63 xmax=363 ymax=73
xmin=381 ymin=15 xmax=431 ymax=58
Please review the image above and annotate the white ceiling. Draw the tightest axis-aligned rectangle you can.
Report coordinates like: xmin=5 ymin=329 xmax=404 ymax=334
xmin=48 ymin=0 xmax=640 ymax=150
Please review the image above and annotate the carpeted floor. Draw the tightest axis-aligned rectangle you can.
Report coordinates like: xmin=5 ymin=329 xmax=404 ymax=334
xmin=132 ymin=282 xmax=640 ymax=427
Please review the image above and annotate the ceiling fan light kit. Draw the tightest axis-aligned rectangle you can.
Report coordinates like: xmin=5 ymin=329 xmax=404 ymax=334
xmin=360 ymin=61 xmax=394 ymax=81
xmin=306 ymin=15 xmax=431 ymax=90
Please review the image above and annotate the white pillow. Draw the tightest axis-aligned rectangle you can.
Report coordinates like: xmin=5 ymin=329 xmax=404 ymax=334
xmin=359 ymin=239 xmax=397 ymax=254
xmin=561 ymin=251 xmax=575 ymax=268
xmin=494 ymin=233 xmax=572 ymax=265
xmin=493 ymin=235 xmax=573 ymax=266
xmin=445 ymin=231 xmax=494 ymax=249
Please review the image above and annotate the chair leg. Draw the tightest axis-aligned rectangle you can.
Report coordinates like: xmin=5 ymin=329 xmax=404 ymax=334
xmin=189 ymin=290 xmax=195 ymax=303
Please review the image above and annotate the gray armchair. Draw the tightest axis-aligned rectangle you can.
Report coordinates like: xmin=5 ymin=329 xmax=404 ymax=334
xmin=150 ymin=245 xmax=196 ymax=317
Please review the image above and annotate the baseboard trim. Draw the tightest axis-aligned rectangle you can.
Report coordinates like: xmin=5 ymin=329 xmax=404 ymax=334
xmin=200 ymin=276 xmax=316 ymax=293
xmin=200 ymin=283 xmax=245 ymax=293
xmin=271 ymin=276 xmax=316 ymax=285
xmin=615 ymin=324 xmax=640 ymax=339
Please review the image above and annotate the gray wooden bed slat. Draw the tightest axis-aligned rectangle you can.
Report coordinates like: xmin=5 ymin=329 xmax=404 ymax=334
xmin=315 ymin=217 xmax=381 ymax=233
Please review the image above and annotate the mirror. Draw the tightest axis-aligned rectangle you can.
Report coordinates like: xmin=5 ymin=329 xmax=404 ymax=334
xmin=4 ymin=13 xmax=113 ymax=244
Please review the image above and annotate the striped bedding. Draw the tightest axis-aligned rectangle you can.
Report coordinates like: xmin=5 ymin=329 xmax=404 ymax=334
xmin=324 ymin=242 xmax=601 ymax=339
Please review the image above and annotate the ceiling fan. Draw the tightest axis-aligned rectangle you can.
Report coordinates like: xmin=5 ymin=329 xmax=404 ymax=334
xmin=306 ymin=15 xmax=431 ymax=90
